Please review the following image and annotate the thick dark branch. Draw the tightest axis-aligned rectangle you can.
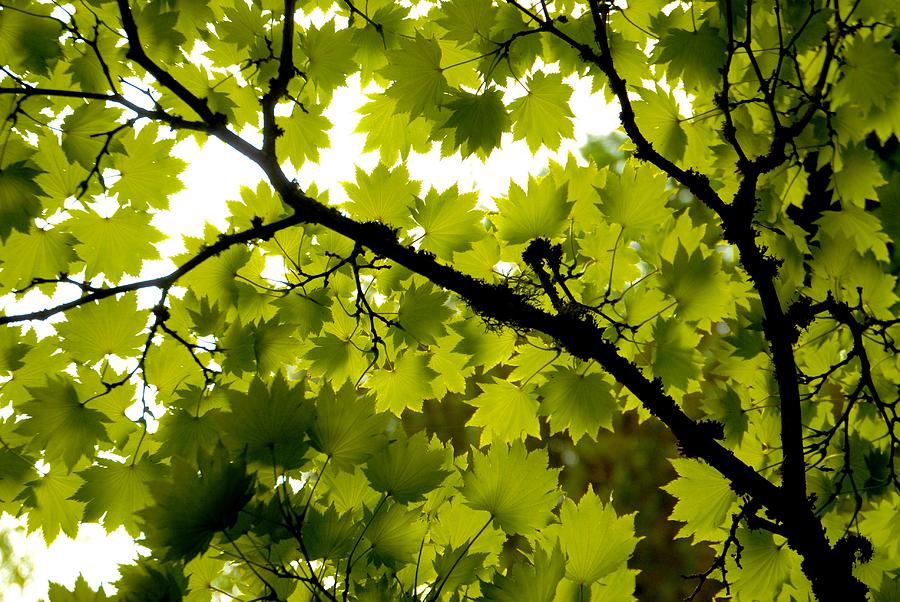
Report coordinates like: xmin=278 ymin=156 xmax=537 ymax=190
xmin=0 ymin=215 xmax=303 ymax=325
xmin=252 ymin=176 xmax=787 ymax=518
xmin=115 ymin=0 xmax=224 ymax=127
xmin=261 ymin=0 xmax=298 ymax=156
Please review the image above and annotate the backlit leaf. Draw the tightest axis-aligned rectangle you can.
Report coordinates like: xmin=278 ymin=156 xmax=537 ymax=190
xmin=461 ymin=441 xmax=559 ymax=534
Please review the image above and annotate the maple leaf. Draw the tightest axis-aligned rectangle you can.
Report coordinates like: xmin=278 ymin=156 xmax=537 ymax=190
xmin=441 ymin=88 xmax=510 ymax=158
xmin=309 ymin=382 xmax=389 ymax=472
xmin=479 ymin=545 xmax=565 ymax=602
xmin=48 ymin=575 xmax=111 ymax=601
xmin=367 ymin=351 xmax=437 ymax=414
xmin=494 ymin=174 xmax=572 ymax=244
xmin=277 ymin=102 xmax=332 ymax=167
xmin=111 ymin=124 xmax=187 ymax=210
xmin=140 ymin=444 xmax=255 ymax=561
xmin=653 ymin=24 xmax=726 ymax=90
xmin=363 ymin=501 xmax=427 ymax=566
xmin=539 ymin=367 xmax=617 ymax=438
xmin=461 ymin=441 xmax=559 ymax=534
xmin=469 ymin=379 xmax=541 ymax=444
xmin=0 ymin=161 xmax=44 ymax=242
xmin=343 ymin=163 xmax=420 ymax=228
xmin=73 ymin=458 xmax=164 ymax=536
xmin=557 ymin=493 xmax=638 ymax=585
xmin=66 ymin=207 xmax=164 ymax=281
xmin=832 ymin=36 xmax=898 ymax=110
xmin=364 ymin=431 xmax=451 ymax=503
xmin=412 ymin=185 xmax=485 ymax=259
xmin=633 ymin=87 xmax=687 ymax=162
xmin=0 ymin=228 xmax=78 ymax=290
xmin=597 ymin=160 xmax=672 ymax=234
xmin=381 ymin=33 xmax=449 ymax=118
xmin=55 ymin=296 xmax=147 ymax=363
xmin=17 ymin=377 xmax=110 ymax=470
xmin=220 ymin=374 xmax=312 ymax=470
xmin=395 ymin=281 xmax=453 ymax=345
xmin=299 ymin=22 xmax=357 ymax=101
xmin=60 ymin=103 xmax=124 ymax=170
xmin=509 ymin=72 xmax=575 ymax=153
xmin=662 ymin=459 xmax=738 ymax=542
xmin=3 ymin=0 xmax=899 ymax=598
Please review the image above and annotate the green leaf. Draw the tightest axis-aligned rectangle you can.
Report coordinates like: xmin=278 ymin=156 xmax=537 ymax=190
xmin=220 ymin=318 xmax=300 ymax=376
xmin=436 ymin=0 xmax=499 ymax=47
xmin=433 ymin=544 xmax=489 ymax=594
xmin=494 ymin=175 xmax=572 ymax=244
xmin=451 ymin=320 xmax=518 ymax=369
xmin=395 ymin=281 xmax=453 ymax=345
xmin=33 ymin=137 xmax=89 ymax=210
xmin=143 ymin=338 xmax=202 ymax=396
xmin=557 ymin=493 xmax=638 ymax=585
xmin=304 ymin=504 xmax=357 ymax=560
xmin=73 ymin=458 xmax=164 ymax=536
xmin=650 ymin=317 xmax=702 ymax=392
xmin=539 ymin=367 xmax=617 ymax=438
xmin=221 ymin=375 xmax=312 ymax=470
xmin=364 ymin=431 xmax=451 ymax=503
xmin=304 ymin=331 xmax=371 ymax=386
xmin=662 ymin=459 xmax=738 ymax=542
xmin=133 ymin=2 xmax=187 ymax=62
xmin=48 ymin=575 xmax=111 ymax=601
xmin=310 ymin=382 xmax=389 ymax=471
xmin=653 ymin=24 xmax=726 ymax=90
xmin=829 ymin=143 xmax=887 ymax=207
xmin=20 ymin=469 xmax=85 ymax=543
xmin=382 ymin=33 xmax=449 ymax=118
xmin=368 ymin=351 xmax=437 ymax=414
xmin=0 ymin=7 xmax=62 ymax=75
xmin=356 ymin=93 xmax=432 ymax=164
xmin=180 ymin=245 xmax=252 ymax=308
xmin=0 ymin=325 xmax=29 ymax=374
xmin=156 ymin=408 xmax=225 ymax=462
xmin=469 ymin=379 xmax=541 ymax=444
xmin=61 ymin=103 xmax=123 ymax=169
xmin=299 ymin=22 xmax=357 ymax=100
xmin=461 ymin=441 xmax=559 ymax=534
xmin=273 ymin=288 xmax=333 ymax=337
xmin=55 ymin=295 xmax=147 ymax=363
xmin=597 ymin=160 xmax=671 ymax=234
xmin=832 ymin=35 xmax=898 ymax=111
xmin=634 ymin=87 xmax=687 ymax=162
xmin=364 ymin=501 xmax=427 ymax=566
xmin=343 ymin=163 xmax=419 ymax=228
xmin=114 ymin=559 xmax=187 ymax=602
xmin=0 ymin=161 xmax=44 ymax=242
xmin=815 ymin=204 xmax=891 ymax=261
xmin=141 ymin=444 xmax=255 ymax=561
xmin=277 ymin=102 xmax=332 ymax=167
xmin=111 ymin=124 xmax=187 ymax=210
xmin=479 ymin=544 xmax=565 ymax=602
xmin=0 ymin=228 xmax=78 ymax=289
xmin=412 ymin=186 xmax=484 ymax=260
xmin=67 ymin=207 xmax=163 ymax=281
xmin=509 ymin=72 xmax=575 ymax=153
xmin=727 ymin=530 xmax=795 ymax=600
xmin=658 ymin=245 xmax=733 ymax=325
xmin=441 ymin=88 xmax=510 ymax=158
xmin=17 ymin=377 xmax=110 ymax=470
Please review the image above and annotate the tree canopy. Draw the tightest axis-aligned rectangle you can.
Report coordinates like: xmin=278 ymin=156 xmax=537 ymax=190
xmin=0 ymin=0 xmax=898 ymax=600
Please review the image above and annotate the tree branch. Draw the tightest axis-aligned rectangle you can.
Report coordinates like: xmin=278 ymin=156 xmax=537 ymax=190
xmin=0 ymin=214 xmax=303 ymax=325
